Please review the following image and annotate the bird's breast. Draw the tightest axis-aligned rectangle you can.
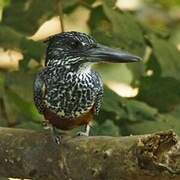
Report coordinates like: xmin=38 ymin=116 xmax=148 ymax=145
xmin=44 ymin=70 xmax=97 ymax=119
xmin=44 ymin=107 xmax=94 ymax=130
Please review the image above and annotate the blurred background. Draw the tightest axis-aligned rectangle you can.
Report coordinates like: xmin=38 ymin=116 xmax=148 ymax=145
xmin=0 ymin=0 xmax=180 ymax=137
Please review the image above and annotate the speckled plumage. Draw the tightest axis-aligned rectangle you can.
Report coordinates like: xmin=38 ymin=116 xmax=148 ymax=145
xmin=33 ymin=31 xmax=141 ymax=132
xmin=34 ymin=65 xmax=103 ymax=118
xmin=33 ymin=32 xmax=103 ymax=126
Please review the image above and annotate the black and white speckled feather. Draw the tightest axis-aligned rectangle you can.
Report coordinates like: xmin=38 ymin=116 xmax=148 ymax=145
xmin=33 ymin=31 xmax=141 ymax=122
xmin=34 ymin=65 xmax=103 ymax=118
xmin=34 ymin=32 xmax=103 ymax=119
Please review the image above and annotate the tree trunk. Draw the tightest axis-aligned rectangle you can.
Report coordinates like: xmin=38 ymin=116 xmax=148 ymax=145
xmin=0 ymin=127 xmax=180 ymax=180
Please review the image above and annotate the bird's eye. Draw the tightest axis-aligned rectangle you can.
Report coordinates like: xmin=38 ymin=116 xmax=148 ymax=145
xmin=70 ymin=41 xmax=82 ymax=49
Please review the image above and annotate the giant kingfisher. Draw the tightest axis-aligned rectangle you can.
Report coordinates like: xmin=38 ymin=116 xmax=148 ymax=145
xmin=33 ymin=31 xmax=141 ymax=143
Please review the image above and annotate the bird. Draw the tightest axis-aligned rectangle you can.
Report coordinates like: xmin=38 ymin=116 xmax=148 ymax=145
xmin=33 ymin=31 xmax=141 ymax=143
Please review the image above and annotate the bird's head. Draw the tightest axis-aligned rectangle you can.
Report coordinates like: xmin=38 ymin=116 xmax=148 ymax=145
xmin=45 ymin=31 xmax=141 ymax=68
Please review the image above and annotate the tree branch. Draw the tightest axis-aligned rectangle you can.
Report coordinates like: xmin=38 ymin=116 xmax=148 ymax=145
xmin=0 ymin=128 xmax=180 ymax=180
xmin=55 ymin=0 xmax=64 ymax=32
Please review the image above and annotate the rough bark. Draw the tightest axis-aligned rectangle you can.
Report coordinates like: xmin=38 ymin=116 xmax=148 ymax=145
xmin=0 ymin=127 xmax=180 ymax=180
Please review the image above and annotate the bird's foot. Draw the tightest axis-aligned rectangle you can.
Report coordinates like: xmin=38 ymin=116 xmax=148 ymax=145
xmin=53 ymin=135 xmax=62 ymax=144
xmin=76 ymin=131 xmax=89 ymax=136
xmin=76 ymin=124 xmax=91 ymax=137
xmin=52 ymin=127 xmax=62 ymax=144
xmin=42 ymin=119 xmax=51 ymax=130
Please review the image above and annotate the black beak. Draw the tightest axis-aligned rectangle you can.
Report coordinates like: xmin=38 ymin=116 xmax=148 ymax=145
xmin=86 ymin=44 xmax=141 ymax=63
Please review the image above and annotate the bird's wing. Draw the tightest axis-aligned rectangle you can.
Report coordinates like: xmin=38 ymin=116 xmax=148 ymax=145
xmin=93 ymin=71 xmax=104 ymax=115
xmin=33 ymin=72 xmax=46 ymax=114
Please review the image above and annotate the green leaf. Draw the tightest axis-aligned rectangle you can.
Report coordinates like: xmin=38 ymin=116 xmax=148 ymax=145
xmin=92 ymin=120 xmax=120 ymax=136
xmin=126 ymin=113 xmax=180 ymax=136
xmin=98 ymin=86 xmax=159 ymax=131
xmin=1 ymin=0 xmax=55 ymax=35
xmin=169 ymin=104 xmax=180 ymax=119
xmin=0 ymin=25 xmax=45 ymax=67
xmin=0 ymin=0 xmax=10 ymax=8
xmin=123 ymin=99 xmax=158 ymax=122
xmin=102 ymin=0 xmax=145 ymax=56
xmin=0 ymin=25 xmax=22 ymax=49
xmin=170 ymin=25 xmax=180 ymax=47
xmin=0 ymin=102 xmax=8 ymax=127
xmin=21 ymin=37 xmax=45 ymax=60
xmin=1 ymin=0 xmax=82 ymax=35
xmin=0 ymin=71 xmax=5 ymax=88
xmin=148 ymin=35 xmax=180 ymax=80
xmin=137 ymin=76 xmax=180 ymax=112
xmin=146 ymin=0 xmax=180 ymax=9
xmin=3 ymin=71 xmax=42 ymax=127
xmin=61 ymin=0 xmax=79 ymax=13
xmin=84 ymin=0 xmax=96 ymax=5
xmin=146 ymin=53 xmax=161 ymax=77
xmin=5 ymin=71 xmax=35 ymax=102
xmin=3 ymin=87 xmax=41 ymax=126
xmin=89 ymin=6 xmax=111 ymax=45
xmin=62 ymin=0 xmax=79 ymax=8
xmin=101 ymin=86 xmax=126 ymax=118
xmin=89 ymin=4 xmax=146 ymax=55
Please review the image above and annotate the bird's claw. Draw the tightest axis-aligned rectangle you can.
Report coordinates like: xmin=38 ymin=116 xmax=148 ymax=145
xmin=53 ymin=135 xmax=62 ymax=144
xmin=42 ymin=120 xmax=51 ymax=130
xmin=76 ymin=131 xmax=89 ymax=136
xmin=76 ymin=124 xmax=91 ymax=137
xmin=52 ymin=127 xmax=62 ymax=144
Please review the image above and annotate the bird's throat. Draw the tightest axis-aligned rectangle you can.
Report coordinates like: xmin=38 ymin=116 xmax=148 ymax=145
xmin=77 ymin=62 xmax=93 ymax=76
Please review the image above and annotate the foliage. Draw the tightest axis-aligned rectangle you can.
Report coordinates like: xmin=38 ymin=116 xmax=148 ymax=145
xmin=145 ymin=0 xmax=180 ymax=9
xmin=0 ymin=0 xmax=180 ymax=136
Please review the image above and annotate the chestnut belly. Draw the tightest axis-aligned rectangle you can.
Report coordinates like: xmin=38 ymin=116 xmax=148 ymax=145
xmin=43 ymin=108 xmax=93 ymax=130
